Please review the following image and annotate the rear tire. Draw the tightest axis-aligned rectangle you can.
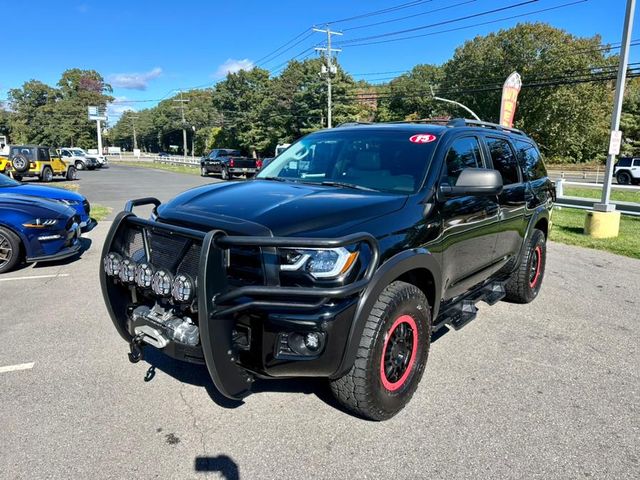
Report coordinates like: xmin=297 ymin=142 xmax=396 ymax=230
xmin=66 ymin=166 xmax=77 ymax=181
xmin=616 ymin=171 xmax=632 ymax=185
xmin=41 ymin=166 xmax=53 ymax=182
xmin=330 ymin=281 xmax=432 ymax=421
xmin=75 ymin=161 xmax=85 ymax=171
xmin=0 ymin=226 xmax=22 ymax=274
xmin=221 ymin=168 xmax=229 ymax=181
xmin=201 ymin=166 xmax=208 ymax=177
xmin=504 ymin=228 xmax=546 ymax=304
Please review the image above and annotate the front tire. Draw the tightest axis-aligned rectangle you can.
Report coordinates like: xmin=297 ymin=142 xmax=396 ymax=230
xmin=330 ymin=281 xmax=432 ymax=421
xmin=75 ymin=161 xmax=85 ymax=171
xmin=616 ymin=171 xmax=632 ymax=185
xmin=0 ymin=226 xmax=22 ymax=274
xmin=66 ymin=166 xmax=77 ymax=181
xmin=504 ymin=228 xmax=546 ymax=304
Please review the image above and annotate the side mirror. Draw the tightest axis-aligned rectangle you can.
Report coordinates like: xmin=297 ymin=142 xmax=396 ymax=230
xmin=440 ymin=168 xmax=503 ymax=197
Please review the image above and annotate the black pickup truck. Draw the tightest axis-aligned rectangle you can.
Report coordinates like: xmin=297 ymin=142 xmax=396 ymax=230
xmin=200 ymin=148 xmax=261 ymax=180
xmin=101 ymin=119 xmax=554 ymax=421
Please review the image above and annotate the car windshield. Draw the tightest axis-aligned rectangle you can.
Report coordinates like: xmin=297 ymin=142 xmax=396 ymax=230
xmin=256 ymin=129 xmax=438 ymax=193
xmin=0 ymin=175 xmax=20 ymax=187
xmin=72 ymin=149 xmax=86 ymax=156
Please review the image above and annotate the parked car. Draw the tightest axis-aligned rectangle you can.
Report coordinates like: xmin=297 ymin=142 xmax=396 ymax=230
xmin=158 ymin=152 xmax=171 ymax=158
xmin=1 ymin=145 xmax=77 ymax=182
xmin=200 ymin=149 xmax=262 ymax=180
xmin=101 ymin=119 xmax=554 ymax=421
xmin=0 ymin=174 xmax=96 ymax=232
xmin=614 ymin=157 xmax=640 ymax=185
xmin=57 ymin=148 xmax=99 ymax=171
xmin=70 ymin=147 xmax=108 ymax=168
xmin=0 ymin=193 xmax=82 ymax=273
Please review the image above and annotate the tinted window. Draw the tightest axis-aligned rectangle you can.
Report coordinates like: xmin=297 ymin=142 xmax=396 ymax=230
xmin=38 ymin=148 xmax=50 ymax=161
xmin=443 ymin=137 xmax=482 ymax=185
xmin=618 ymin=158 xmax=632 ymax=167
xmin=258 ymin=130 xmax=438 ymax=193
xmin=633 ymin=159 xmax=640 ymax=167
xmin=486 ymin=137 xmax=520 ymax=185
xmin=515 ymin=140 xmax=547 ymax=181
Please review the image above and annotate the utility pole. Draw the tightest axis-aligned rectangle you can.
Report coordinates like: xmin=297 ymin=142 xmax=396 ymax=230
xmin=129 ymin=114 xmax=139 ymax=150
xmin=314 ymin=26 xmax=342 ymax=128
xmin=587 ymin=0 xmax=635 ymax=238
xmin=173 ymin=91 xmax=190 ymax=157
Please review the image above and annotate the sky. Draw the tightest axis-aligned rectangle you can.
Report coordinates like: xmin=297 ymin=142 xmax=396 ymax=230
xmin=1 ymin=0 xmax=637 ymax=121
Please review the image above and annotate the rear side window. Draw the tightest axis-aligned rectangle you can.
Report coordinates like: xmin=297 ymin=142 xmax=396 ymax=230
xmin=515 ymin=140 xmax=547 ymax=181
xmin=618 ymin=158 xmax=632 ymax=167
xmin=443 ymin=137 xmax=483 ymax=185
xmin=38 ymin=148 xmax=50 ymax=161
xmin=633 ymin=159 xmax=640 ymax=167
xmin=486 ymin=137 xmax=520 ymax=185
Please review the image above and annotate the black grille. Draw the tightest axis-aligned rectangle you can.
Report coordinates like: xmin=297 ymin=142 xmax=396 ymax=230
xmin=228 ymin=246 xmax=264 ymax=286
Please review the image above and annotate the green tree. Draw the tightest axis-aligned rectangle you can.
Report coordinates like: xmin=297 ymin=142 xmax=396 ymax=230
xmin=441 ymin=23 xmax=615 ymax=163
xmin=620 ymin=77 xmax=640 ymax=156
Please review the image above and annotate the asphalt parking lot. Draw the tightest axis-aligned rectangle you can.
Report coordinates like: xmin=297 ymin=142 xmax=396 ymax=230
xmin=1 ymin=165 xmax=639 ymax=479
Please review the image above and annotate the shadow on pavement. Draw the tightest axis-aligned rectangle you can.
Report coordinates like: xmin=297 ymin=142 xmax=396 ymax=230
xmin=32 ymin=237 xmax=93 ymax=269
xmin=195 ymin=455 xmax=239 ymax=479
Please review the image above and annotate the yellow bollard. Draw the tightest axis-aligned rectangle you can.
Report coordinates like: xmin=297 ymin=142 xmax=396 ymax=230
xmin=584 ymin=210 xmax=621 ymax=238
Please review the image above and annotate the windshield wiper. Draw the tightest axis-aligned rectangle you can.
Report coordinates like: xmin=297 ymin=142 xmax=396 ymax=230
xmin=259 ymin=176 xmax=288 ymax=182
xmin=320 ymin=181 xmax=377 ymax=192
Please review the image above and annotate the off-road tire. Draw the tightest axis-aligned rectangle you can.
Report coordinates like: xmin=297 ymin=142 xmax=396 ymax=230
xmin=11 ymin=154 xmax=30 ymax=174
xmin=0 ymin=226 xmax=22 ymax=274
xmin=66 ymin=166 xmax=77 ymax=181
xmin=221 ymin=168 xmax=229 ymax=181
xmin=75 ymin=160 xmax=85 ymax=171
xmin=616 ymin=171 xmax=632 ymax=185
xmin=330 ymin=281 xmax=432 ymax=421
xmin=41 ymin=166 xmax=53 ymax=182
xmin=504 ymin=228 xmax=546 ymax=304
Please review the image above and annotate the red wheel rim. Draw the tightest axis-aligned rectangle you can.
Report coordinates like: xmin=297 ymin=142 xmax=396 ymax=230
xmin=380 ymin=315 xmax=418 ymax=391
xmin=529 ymin=245 xmax=542 ymax=288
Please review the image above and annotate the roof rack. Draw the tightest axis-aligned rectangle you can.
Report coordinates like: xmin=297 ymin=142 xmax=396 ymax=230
xmin=335 ymin=121 xmax=373 ymax=128
xmin=447 ymin=118 xmax=525 ymax=136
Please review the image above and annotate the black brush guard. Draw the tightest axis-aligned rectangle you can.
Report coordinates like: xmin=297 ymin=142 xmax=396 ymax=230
xmin=100 ymin=197 xmax=380 ymax=399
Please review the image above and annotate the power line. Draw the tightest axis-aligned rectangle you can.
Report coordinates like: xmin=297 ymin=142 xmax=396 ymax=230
xmin=340 ymin=0 xmax=588 ymax=48
xmin=342 ymin=0 xmax=478 ymax=32
xmin=319 ymin=0 xmax=433 ymax=25
xmin=256 ymin=31 xmax=317 ymax=67
xmin=336 ymin=0 xmax=539 ymax=46
xmin=254 ymin=29 xmax=314 ymax=65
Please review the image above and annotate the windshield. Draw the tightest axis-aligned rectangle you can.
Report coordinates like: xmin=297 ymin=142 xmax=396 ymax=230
xmin=257 ymin=129 xmax=438 ymax=193
xmin=0 ymin=175 xmax=20 ymax=187
xmin=72 ymin=149 xmax=86 ymax=156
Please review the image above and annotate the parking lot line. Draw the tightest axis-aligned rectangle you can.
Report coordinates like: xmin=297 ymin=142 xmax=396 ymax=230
xmin=0 ymin=362 xmax=35 ymax=374
xmin=0 ymin=274 xmax=70 ymax=283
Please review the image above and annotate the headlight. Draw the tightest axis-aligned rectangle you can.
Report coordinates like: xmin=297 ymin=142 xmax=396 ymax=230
xmin=171 ymin=274 xmax=195 ymax=302
xmin=60 ymin=199 xmax=81 ymax=206
xmin=151 ymin=269 xmax=173 ymax=296
xmin=103 ymin=252 xmax=123 ymax=276
xmin=134 ymin=263 xmax=155 ymax=288
xmin=22 ymin=218 xmax=58 ymax=228
xmin=279 ymin=247 xmax=358 ymax=279
xmin=119 ymin=258 xmax=136 ymax=283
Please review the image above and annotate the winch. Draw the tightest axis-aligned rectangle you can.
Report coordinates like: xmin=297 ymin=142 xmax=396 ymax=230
xmin=130 ymin=305 xmax=200 ymax=348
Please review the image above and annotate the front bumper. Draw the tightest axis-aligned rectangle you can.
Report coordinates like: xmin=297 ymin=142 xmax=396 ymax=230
xmin=100 ymin=197 xmax=379 ymax=399
xmin=81 ymin=218 xmax=98 ymax=233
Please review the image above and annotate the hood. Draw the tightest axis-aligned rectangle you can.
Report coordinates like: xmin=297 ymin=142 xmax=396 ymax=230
xmin=2 ymin=184 xmax=84 ymax=203
xmin=158 ymin=180 xmax=407 ymax=236
xmin=0 ymin=193 xmax=76 ymax=219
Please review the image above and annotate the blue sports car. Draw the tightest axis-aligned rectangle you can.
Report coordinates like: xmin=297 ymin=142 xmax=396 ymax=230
xmin=0 ymin=193 xmax=82 ymax=273
xmin=0 ymin=174 xmax=96 ymax=232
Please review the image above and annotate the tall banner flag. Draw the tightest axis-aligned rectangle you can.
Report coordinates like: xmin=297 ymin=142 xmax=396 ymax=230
xmin=499 ymin=72 xmax=522 ymax=128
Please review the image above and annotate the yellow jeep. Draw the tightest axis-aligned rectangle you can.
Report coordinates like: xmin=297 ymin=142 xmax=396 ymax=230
xmin=0 ymin=145 xmax=77 ymax=182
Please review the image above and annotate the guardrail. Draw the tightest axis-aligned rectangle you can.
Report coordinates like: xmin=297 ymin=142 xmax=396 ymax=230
xmin=555 ymin=179 xmax=640 ymax=216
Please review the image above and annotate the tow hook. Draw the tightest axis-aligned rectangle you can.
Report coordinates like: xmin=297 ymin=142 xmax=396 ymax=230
xmin=128 ymin=334 xmax=145 ymax=363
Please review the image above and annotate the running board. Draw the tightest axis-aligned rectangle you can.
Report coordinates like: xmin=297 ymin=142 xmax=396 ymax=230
xmin=435 ymin=281 xmax=506 ymax=331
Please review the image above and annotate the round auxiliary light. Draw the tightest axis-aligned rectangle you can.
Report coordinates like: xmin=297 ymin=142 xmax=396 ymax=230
xmin=171 ymin=274 xmax=195 ymax=303
xmin=151 ymin=269 xmax=174 ymax=297
xmin=119 ymin=258 xmax=136 ymax=284
xmin=134 ymin=263 xmax=155 ymax=288
xmin=103 ymin=252 xmax=123 ymax=277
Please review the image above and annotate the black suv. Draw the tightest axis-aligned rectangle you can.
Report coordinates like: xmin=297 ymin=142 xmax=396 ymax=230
xmin=101 ymin=119 xmax=554 ymax=421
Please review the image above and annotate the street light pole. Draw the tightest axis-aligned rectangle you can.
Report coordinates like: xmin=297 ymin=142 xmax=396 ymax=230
xmin=596 ymin=0 xmax=635 ymax=211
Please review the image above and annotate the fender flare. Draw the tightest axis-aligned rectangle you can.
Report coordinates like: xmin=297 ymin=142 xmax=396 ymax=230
xmin=333 ymin=248 xmax=442 ymax=378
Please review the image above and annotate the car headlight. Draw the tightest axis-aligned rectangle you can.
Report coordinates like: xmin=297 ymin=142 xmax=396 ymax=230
xmin=60 ymin=199 xmax=82 ymax=206
xmin=22 ymin=218 xmax=58 ymax=228
xmin=151 ymin=269 xmax=173 ymax=296
xmin=134 ymin=263 xmax=155 ymax=288
xmin=103 ymin=252 xmax=123 ymax=277
xmin=172 ymin=274 xmax=195 ymax=302
xmin=279 ymin=247 xmax=358 ymax=279
xmin=119 ymin=258 xmax=136 ymax=284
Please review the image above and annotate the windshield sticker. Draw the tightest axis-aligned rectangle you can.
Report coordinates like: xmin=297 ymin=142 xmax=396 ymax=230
xmin=409 ymin=134 xmax=437 ymax=144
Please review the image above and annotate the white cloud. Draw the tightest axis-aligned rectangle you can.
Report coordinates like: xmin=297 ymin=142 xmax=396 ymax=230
xmin=107 ymin=96 xmax=135 ymax=120
xmin=214 ymin=59 xmax=254 ymax=78
xmin=108 ymin=67 xmax=163 ymax=90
